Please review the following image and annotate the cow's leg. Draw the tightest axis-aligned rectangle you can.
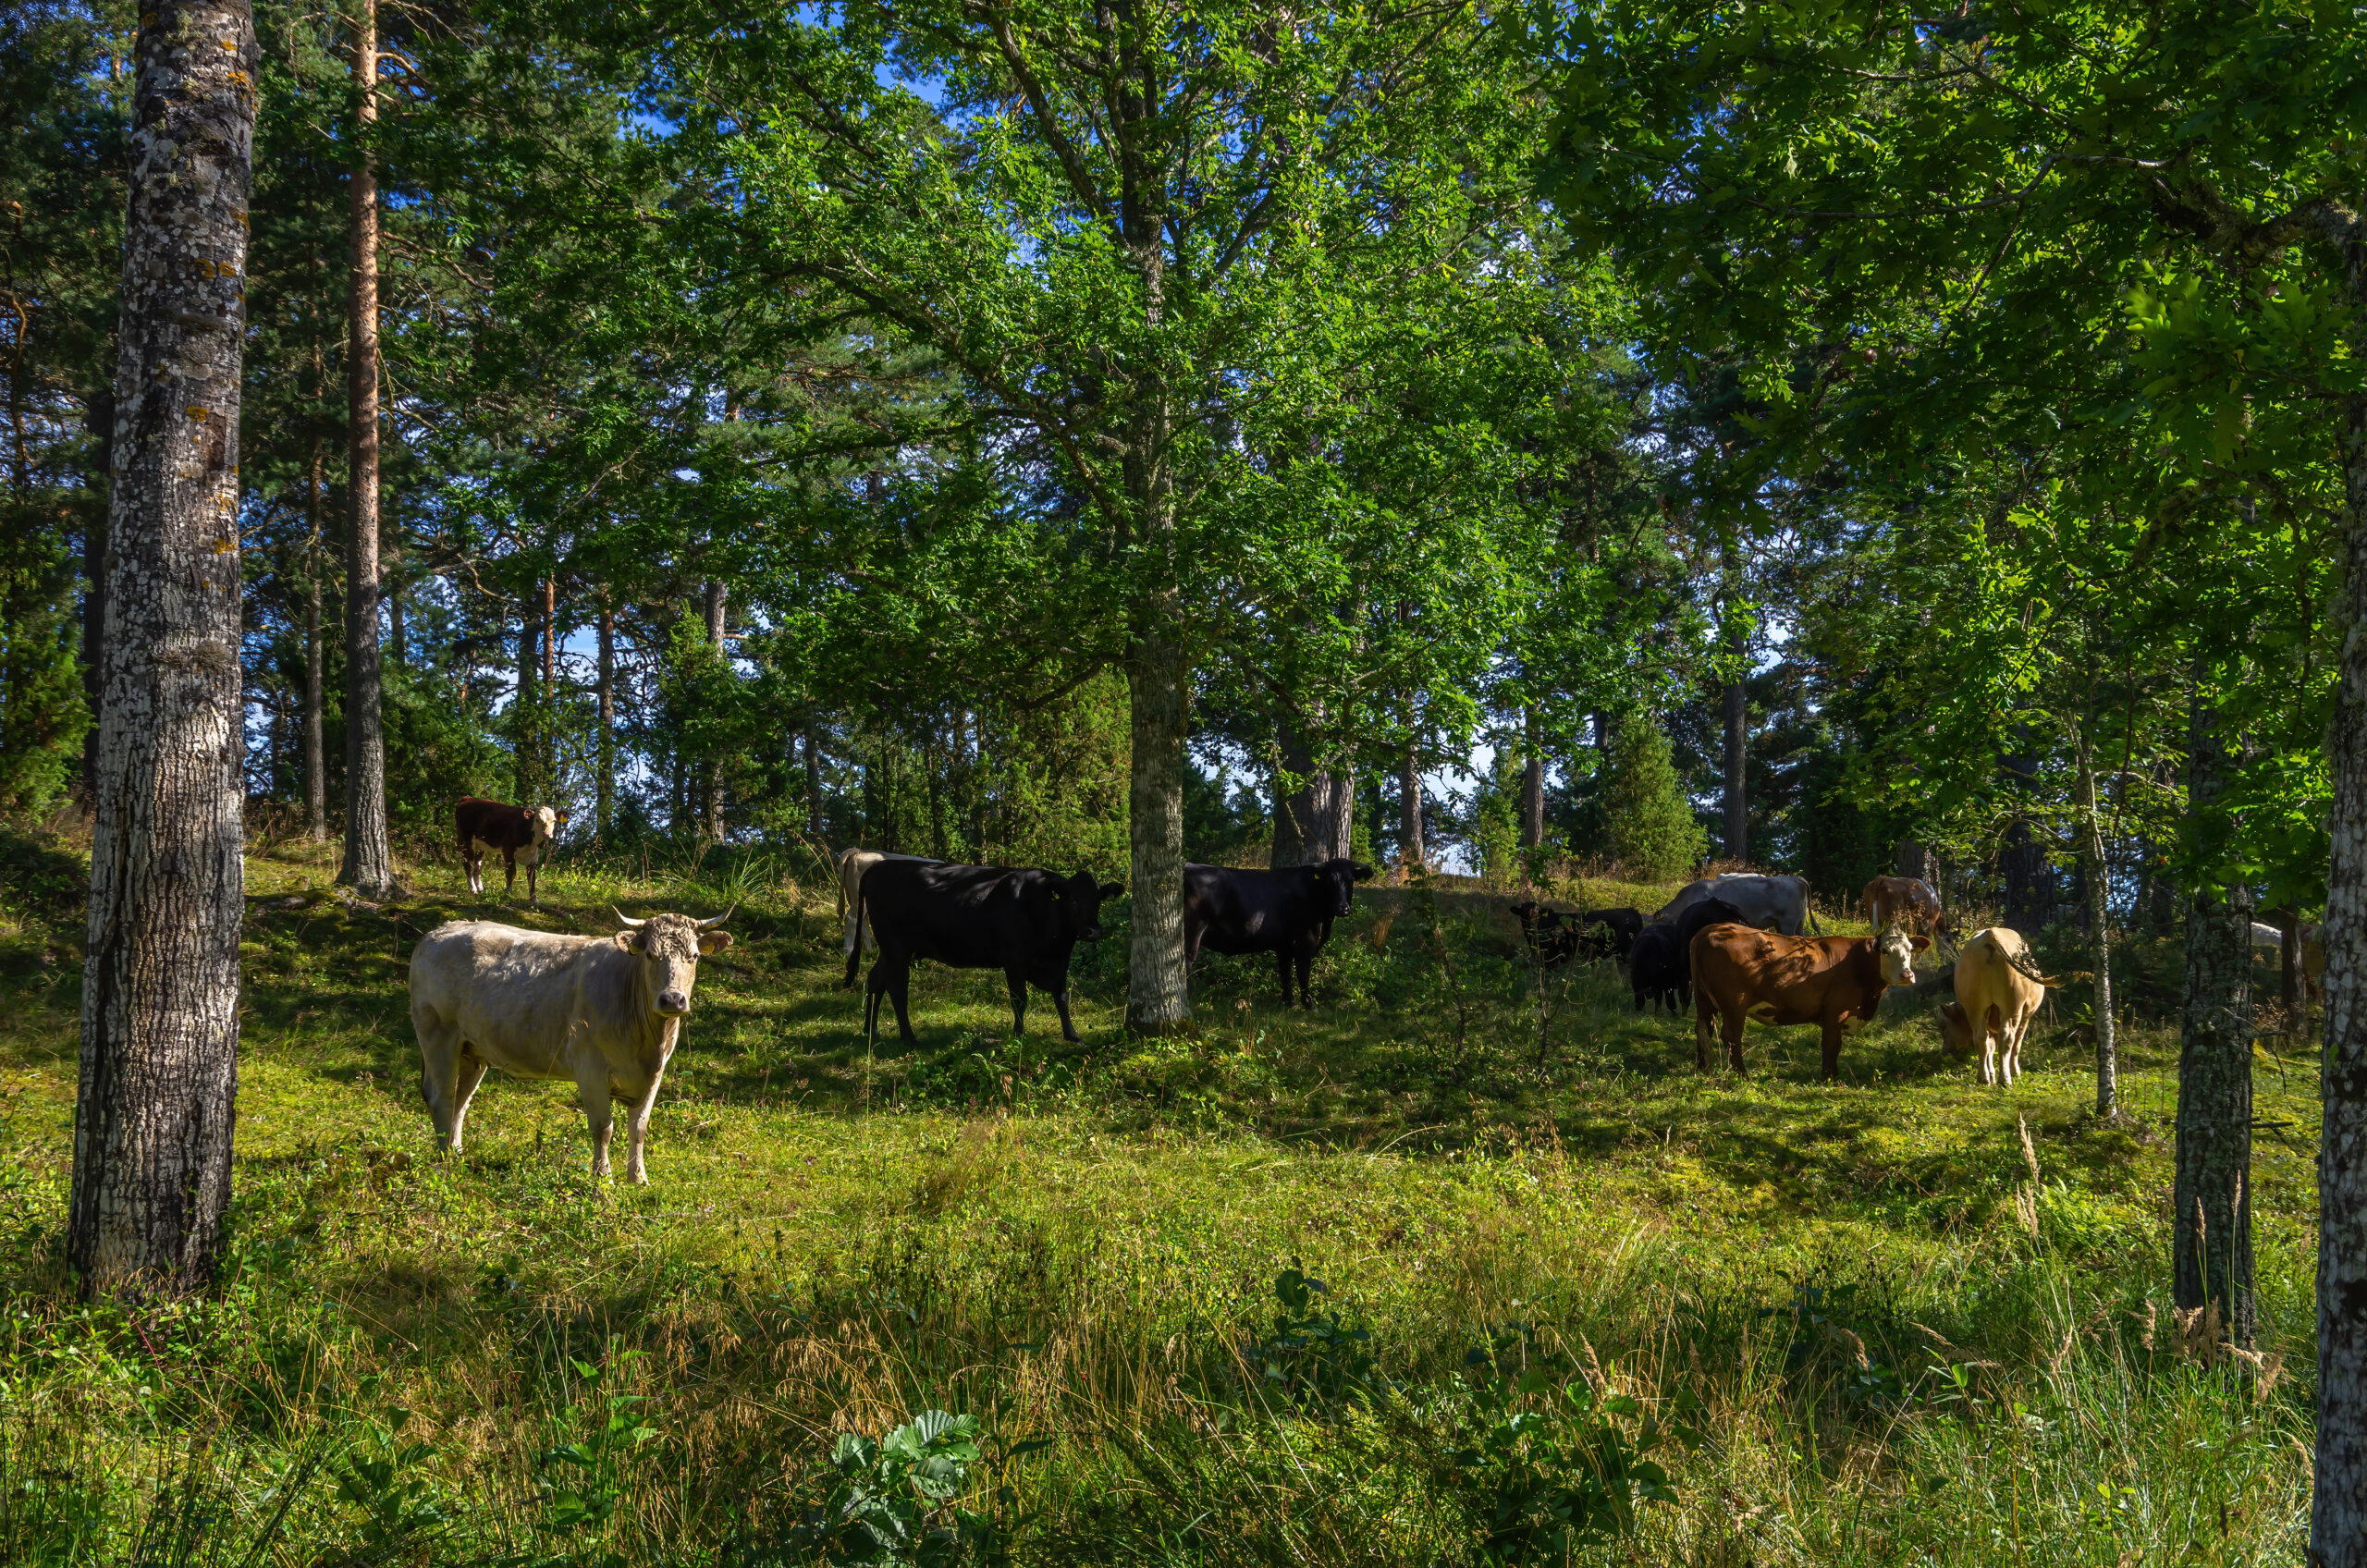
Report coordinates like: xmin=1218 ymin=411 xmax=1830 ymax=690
xmin=1819 ymin=1019 xmax=1843 ymax=1081
xmin=527 ymin=852 xmax=540 ymax=910
xmin=447 ymin=1053 xmax=491 ymax=1151
xmin=883 ymin=953 xmax=920 ymax=1047
xmin=620 ymin=1064 xmax=668 ymax=1185
xmin=1724 ymin=1007 xmax=1748 ymax=1073
xmin=1695 ymin=989 xmax=1714 ymax=1072
xmin=1007 ymin=967 xmax=1028 ymax=1035
xmin=1054 ymin=988 xmax=1080 ymax=1043
xmin=864 ymin=959 xmax=886 ymax=1043
xmin=414 ymin=1003 xmax=463 ymax=1148
xmin=1294 ymin=947 xmax=1314 ymax=1009
xmin=1275 ymin=948 xmax=1294 ymax=1008
xmin=574 ymin=1060 xmax=616 ymax=1179
xmin=502 ymin=850 xmax=519 ymax=902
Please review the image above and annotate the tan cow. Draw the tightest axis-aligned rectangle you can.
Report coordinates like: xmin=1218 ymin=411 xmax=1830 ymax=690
xmin=408 ymin=908 xmax=731 ymax=1183
xmin=1936 ymin=926 xmax=2047 ymax=1087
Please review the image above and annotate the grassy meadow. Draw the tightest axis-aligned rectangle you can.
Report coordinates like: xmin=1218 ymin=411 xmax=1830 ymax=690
xmin=0 ymin=823 xmax=2323 ymax=1564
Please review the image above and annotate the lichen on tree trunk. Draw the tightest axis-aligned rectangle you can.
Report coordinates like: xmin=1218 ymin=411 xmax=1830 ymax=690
xmin=69 ymin=0 xmax=257 ymax=1296
xmin=2176 ymin=674 xmax=2256 ymax=1347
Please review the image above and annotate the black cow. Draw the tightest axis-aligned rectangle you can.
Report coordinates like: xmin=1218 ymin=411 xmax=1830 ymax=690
xmin=1512 ymin=900 xmax=1580 ymax=966
xmin=1573 ymin=906 xmax=1645 ymax=962
xmin=1185 ymin=858 xmax=1375 ymax=1008
xmin=844 ymin=861 xmax=1123 ymax=1047
xmin=1671 ymin=898 xmax=1748 ymax=989
xmin=1629 ymin=923 xmax=1686 ymax=1014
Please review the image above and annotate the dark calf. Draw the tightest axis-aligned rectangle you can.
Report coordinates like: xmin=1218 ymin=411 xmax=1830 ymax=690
xmin=456 ymin=796 xmax=567 ymax=907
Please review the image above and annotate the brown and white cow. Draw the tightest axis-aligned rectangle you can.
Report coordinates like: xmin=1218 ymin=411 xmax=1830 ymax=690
xmin=1936 ymin=926 xmax=2047 ymax=1086
xmin=408 ymin=907 xmax=732 ymax=1182
xmin=1691 ymin=923 xmax=1928 ymax=1079
xmin=457 ymin=796 xmax=567 ymax=908
xmin=1862 ymin=876 xmax=1953 ymax=949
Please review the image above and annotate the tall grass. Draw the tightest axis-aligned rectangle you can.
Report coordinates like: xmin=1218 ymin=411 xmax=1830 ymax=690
xmin=0 ymin=826 xmax=2316 ymax=1562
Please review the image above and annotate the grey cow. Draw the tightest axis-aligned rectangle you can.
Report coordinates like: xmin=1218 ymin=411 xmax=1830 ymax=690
xmin=408 ymin=908 xmax=732 ymax=1183
xmin=1656 ymin=873 xmax=1822 ymax=937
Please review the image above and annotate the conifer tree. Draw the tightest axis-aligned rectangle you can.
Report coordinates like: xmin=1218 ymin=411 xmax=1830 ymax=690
xmin=1603 ymin=714 xmax=1703 ymax=881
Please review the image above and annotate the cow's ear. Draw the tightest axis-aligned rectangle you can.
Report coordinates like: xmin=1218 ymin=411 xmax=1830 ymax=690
xmin=1910 ymin=936 xmax=1932 ymax=952
xmin=614 ymin=929 xmax=643 ymax=950
xmin=1099 ymin=882 xmax=1124 ymax=898
xmin=1351 ymin=864 xmax=1375 ymax=883
xmin=698 ymin=931 xmax=734 ymax=956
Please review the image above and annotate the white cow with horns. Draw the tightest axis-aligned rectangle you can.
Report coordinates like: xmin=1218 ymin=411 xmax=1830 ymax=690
xmin=408 ymin=907 xmax=733 ymax=1183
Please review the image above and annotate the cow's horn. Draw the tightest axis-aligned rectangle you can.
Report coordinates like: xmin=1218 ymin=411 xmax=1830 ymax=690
xmin=613 ymin=907 xmax=646 ymax=927
xmin=698 ymin=904 xmax=736 ymax=930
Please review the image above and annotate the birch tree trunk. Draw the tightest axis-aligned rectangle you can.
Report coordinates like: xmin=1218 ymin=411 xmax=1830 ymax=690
xmin=2314 ymin=227 xmax=2367 ymax=1561
xmin=302 ymin=435 xmax=325 ymax=841
xmin=2176 ymin=676 xmax=2256 ymax=1346
xmin=70 ymin=0 xmax=256 ymax=1295
xmin=2076 ymin=730 xmax=2118 ymax=1119
xmin=336 ymin=0 xmax=392 ymax=894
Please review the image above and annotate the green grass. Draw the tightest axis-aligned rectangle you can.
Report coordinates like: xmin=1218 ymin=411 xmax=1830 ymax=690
xmin=0 ymin=826 xmax=2320 ymax=1563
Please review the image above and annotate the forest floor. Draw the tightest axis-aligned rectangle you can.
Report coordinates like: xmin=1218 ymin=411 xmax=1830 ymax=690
xmin=0 ymin=825 xmax=2323 ymax=1565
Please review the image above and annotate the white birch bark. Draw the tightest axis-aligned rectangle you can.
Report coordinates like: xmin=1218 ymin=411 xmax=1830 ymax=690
xmin=69 ymin=0 xmax=257 ymax=1294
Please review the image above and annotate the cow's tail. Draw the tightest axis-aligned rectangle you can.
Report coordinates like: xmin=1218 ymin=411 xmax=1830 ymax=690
xmin=842 ymin=876 xmax=865 ymax=990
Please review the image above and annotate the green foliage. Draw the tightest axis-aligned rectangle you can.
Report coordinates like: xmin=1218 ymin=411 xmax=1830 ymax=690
xmin=334 ymin=1410 xmax=453 ymax=1555
xmin=766 ymin=1410 xmax=1004 ymax=1568
xmin=1446 ymin=1357 xmax=1682 ymax=1563
xmin=1239 ymin=1268 xmax=1385 ymax=1409
xmin=1601 ymin=716 xmax=1703 ymax=880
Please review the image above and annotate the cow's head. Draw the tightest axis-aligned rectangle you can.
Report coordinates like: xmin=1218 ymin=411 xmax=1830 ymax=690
xmin=1877 ymin=925 xmax=1931 ymax=988
xmin=613 ymin=907 xmax=733 ymax=1017
xmin=1053 ymin=873 xmax=1126 ymax=941
xmin=531 ymin=805 xmax=562 ymax=847
xmin=1935 ymin=1000 xmax=1975 ymax=1058
xmin=1309 ymin=859 xmax=1376 ymax=919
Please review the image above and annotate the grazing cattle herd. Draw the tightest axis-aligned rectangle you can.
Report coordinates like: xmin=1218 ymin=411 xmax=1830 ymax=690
xmin=402 ymin=799 xmax=2233 ymax=1177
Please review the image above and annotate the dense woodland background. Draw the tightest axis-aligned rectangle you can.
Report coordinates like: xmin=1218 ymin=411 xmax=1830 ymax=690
xmin=6 ymin=0 xmax=2337 ymax=928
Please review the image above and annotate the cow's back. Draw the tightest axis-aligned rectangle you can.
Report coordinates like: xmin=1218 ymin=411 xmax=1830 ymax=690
xmin=411 ymin=922 xmax=619 ymax=1073
xmin=1694 ymin=927 xmax=1869 ymax=1023
xmin=1184 ymin=864 xmax=1306 ymax=954
xmin=1955 ymin=927 xmax=2042 ymax=1023
xmin=865 ymin=861 xmax=1043 ymax=963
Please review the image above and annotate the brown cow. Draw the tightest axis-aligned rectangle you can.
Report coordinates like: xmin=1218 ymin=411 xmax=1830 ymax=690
xmin=1692 ymin=924 xmax=1929 ymax=1079
xmin=457 ymin=796 xmax=568 ymax=908
xmin=1862 ymin=876 xmax=1951 ymax=945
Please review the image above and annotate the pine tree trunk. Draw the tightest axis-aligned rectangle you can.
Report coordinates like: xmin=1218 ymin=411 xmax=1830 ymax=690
xmin=1126 ymin=620 xmax=1191 ymax=1033
xmin=302 ymin=435 xmax=325 ymax=841
xmin=2176 ymin=677 xmax=2256 ymax=1346
xmin=705 ymin=579 xmax=726 ymax=839
xmin=80 ymin=495 xmax=106 ymax=809
xmin=595 ymin=599 xmax=614 ymax=837
xmin=1723 ymin=678 xmax=1748 ymax=863
xmin=2076 ymin=730 xmax=2117 ymax=1119
xmin=541 ymin=576 xmax=558 ymax=801
xmin=1520 ymin=705 xmax=1545 ymax=851
xmin=336 ymin=0 xmax=391 ymax=895
xmin=514 ymin=606 xmax=537 ymax=803
xmin=69 ymin=0 xmax=256 ymax=1295
xmin=2315 ymin=288 xmax=2367 ymax=1560
xmin=804 ymin=720 xmax=823 ymax=837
